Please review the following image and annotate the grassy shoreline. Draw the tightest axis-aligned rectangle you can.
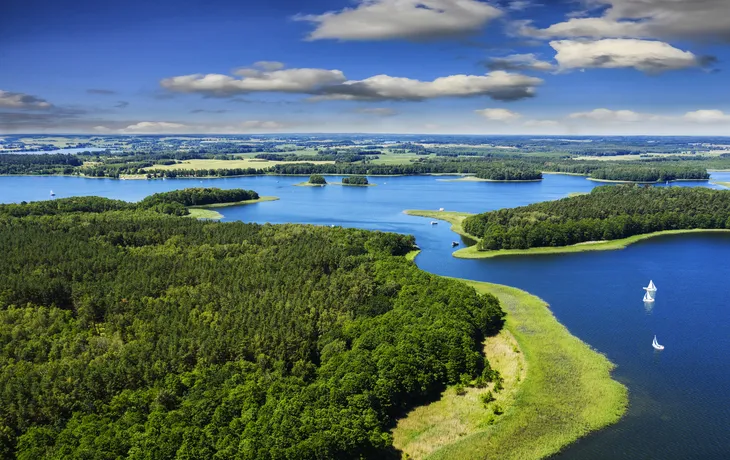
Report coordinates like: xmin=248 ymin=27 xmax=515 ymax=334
xmin=186 ymin=196 xmax=279 ymax=220
xmin=406 ymin=210 xmax=730 ymax=259
xmin=438 ymin=176 xmax=542 ymax=183
xmin=403 ymin=210 xmax=480 ymax=241
xmin=712 ymin=181 xmax=730 ymax=188
xmin=393 ymin=274 xmax=627 ymax=460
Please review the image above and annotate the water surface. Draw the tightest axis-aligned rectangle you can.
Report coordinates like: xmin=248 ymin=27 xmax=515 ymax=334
xmin=1 ymin=173 xmax=728 ymax=459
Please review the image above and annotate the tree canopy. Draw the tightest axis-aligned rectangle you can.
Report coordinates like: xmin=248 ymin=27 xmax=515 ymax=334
xmin=0 ymin=199 xmax=504 ymax=458
xmin=463 ymin=185 xmax=730 ymax=251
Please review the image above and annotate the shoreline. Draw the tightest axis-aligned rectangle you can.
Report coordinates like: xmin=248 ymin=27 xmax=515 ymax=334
xmin=393 ymin=263 xmax=628 ymax=459
xmin=587 ymin=177 xmax=710 ymax=184
xmin=438 ymin=176 xmax=543 ymax=183
xmin=187 ymin=196 xmax=279 ymax=220
xmin=405 ymin=210 xmax=730 ymax=259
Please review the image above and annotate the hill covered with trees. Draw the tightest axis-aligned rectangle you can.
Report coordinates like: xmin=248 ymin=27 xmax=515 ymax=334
xmin=0 ymin=199 xmax=504 ymax=458
xmin=463 ymin=185 xmax=730 ymax=251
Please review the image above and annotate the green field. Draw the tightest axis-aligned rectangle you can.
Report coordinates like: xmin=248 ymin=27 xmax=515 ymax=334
xmin=394 ymin=277 xmax=627 ymax=460
xmin=712 ymin=181 xmax=730 ymax=188
xmin=144 ymin=158 xmax=334 ymax=172
xmin=404 ymin=210 xmax=479 ymax=241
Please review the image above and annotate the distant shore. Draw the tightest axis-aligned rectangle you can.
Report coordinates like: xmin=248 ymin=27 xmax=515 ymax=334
xmin=438 ymin=176 xmax=542 ymax=183
xmin=587 ymin=177 xmax=710 ymax=184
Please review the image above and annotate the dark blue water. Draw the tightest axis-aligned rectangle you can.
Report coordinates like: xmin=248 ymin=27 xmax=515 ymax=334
xmin=1 ymin=173 xmax=729 ymax=459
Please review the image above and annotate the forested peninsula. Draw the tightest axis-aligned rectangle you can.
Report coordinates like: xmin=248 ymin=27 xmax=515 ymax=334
xmin=0 ymin=196 xmax=507 ymax=458
xmin=460 ymin=186 xmax=730 ymax=255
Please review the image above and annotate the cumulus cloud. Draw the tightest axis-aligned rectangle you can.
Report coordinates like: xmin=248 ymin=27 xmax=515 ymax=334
xmin=551 ymin=39 xmax=704 ymax=73
xmin=568 ymin=108 xmax=649 ymax=122
xmin=313 ymin=71 xmax=542 ymax=101
xmin=297 ymin=0 xmax=502 ymax=41
xmin=109 ymin=120 xmax=289 ymax=134
xmin=161 ymin=62 xmax=346 ymax=96
xmin=163 ymin=64 xmax=542 ymax=102
xmin=683 ymin=110 xmax=730 ymax=123
xmin=354 ymin=107 xmax=399 ymax=116
xmin=518 ymin=0 xmax=730 ymax=42
xmin=523 ymin=119 xmax=559 ymax=127
xmin=475 ymin=108 xmax=522 ymax=121
xmin=485 ymin=53 xmax=554 ymax=72
xmin=0 ymin=90 xmax=53 ymax=109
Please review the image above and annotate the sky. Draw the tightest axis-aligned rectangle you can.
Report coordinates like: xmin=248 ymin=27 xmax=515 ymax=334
xmin=1 ymin=0 xmax=730 ymax=135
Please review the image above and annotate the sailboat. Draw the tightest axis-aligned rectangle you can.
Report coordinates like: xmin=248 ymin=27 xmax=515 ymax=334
xmin=643 ymin=291 xmax=655 ymax=303
xmin=652 ymin=335 xmax=665 ymax=350
xmin=50 ymin=190 xmax=55 ymax=197
xmin=643 ymin=280 xmax=657 ymax=293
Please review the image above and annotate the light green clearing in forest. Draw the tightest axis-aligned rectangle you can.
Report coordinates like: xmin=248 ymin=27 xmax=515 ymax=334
xmin=393 ymin=277 xmax=627 ymax=460
xmin=186 ymin=196 xmax=279 ymax=220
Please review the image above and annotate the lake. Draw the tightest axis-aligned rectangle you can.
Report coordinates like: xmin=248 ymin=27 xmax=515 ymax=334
xmin=1 ymin=172 xmax=729 ymax=459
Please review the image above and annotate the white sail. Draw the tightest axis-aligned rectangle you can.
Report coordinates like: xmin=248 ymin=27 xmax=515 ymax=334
xmin=652 ymin=335 xmax=664 ymax=350
xmin=50 ymin=190 xmax=55 ymax=196
xmin=643 ymin=291 xmax=655 ymax=303
xmin=643 ymin=280 xmax=657 ymax=292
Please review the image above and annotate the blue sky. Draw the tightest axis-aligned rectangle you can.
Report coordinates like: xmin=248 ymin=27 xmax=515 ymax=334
xmin=1 ymin=0 xmax=729 ymax=135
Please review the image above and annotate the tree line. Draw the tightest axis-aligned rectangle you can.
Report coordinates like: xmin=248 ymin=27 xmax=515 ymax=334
xmin=0 ymin=197 xmax=505 ymax=458
xmin=463 ymin=185 xmax=730 ymax=251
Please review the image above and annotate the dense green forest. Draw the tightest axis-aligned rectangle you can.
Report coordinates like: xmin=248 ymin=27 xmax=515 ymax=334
xmin=0 ymin=154 xmax=83 ymax=175
xmin=463 ymin=186 xmax=730 ymax=251
xmin=0 ymin=199 xmax=504 ymax=458
xmin=0 ymin=188 xmax=259 ymax=219
xmin=308 ymin=174 xmax=327 ymax=185
xmin=589 ymin=166 xmax=709 ymax=182
xmin=342 ymin=175 xmax=369 ymax=185
xmin=475 ymin=164 xmax=542 ymax=181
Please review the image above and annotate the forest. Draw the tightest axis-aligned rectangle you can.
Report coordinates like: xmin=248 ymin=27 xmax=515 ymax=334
xmin=463 ymin=185 xmax=730 ymax=251
xmin=475 ymin=164 xmax=542 ymax=181
xmin=342 ymin=175 xmax=369 ymax=185
xmin=0 ymin=197 xmax=505 ymax=458
xmin=0 ymin=188 xmax=259 ymax=219
xmin=589 ymin=166 xmax=710 ymax=182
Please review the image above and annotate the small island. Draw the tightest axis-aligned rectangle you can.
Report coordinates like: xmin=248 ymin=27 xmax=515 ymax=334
xmin=341 ymin=175 xmax=372 ymax=186
xmin=295 ymin=174 xmax=328 ymax=186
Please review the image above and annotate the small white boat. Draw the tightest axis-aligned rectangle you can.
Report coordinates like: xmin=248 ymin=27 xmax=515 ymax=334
xmin=50 ymin=190 xmax=55 ymax=196
xmin=430 ymin=221 xmax=438 ymax=225
xmin=439 ymin=207 xmax=445 ymax=211
xmin=643 ymin=280 xmax=657 ymax=293
xmin=643 ymin=291 xmax=655 ymax=303
xmin=652 ymin=335 xmax=664 ymax=350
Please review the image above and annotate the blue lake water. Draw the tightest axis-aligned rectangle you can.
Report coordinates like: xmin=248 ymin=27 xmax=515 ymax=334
xmin=1 ymin=172 xmax=729 ymax=459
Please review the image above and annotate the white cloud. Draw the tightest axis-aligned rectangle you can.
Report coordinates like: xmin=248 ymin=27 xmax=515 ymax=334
xmin=161 ymin=64 xmax=346 ymax=96
xmin=297 ymin=0 xmax=502 ymax=41
xmin=0 ymin=90 xmax=53 ymax=109
xmin=683 ymin=110 xmax=730 ymax=123
xmin=475 ymin=108 xmax=522 ymax=121
xmin=251 ymin=61 xmax=285 ymax=71
xmin=354 ymin=107 xmax=399 ymax=116
xmin=485 ymin=53 xmax=554 ymax=72
xmin=523 ymin=119 xmax=559 ymax=127
xmin=314 ymin=71 xmax=543 ymax=101
xmin=121 ymin=122 xmax=188 ymax=134
xmin=551 ymin=39 xmax=703 ymax=73
xmin=518 ymin=0 xmax=730 ymax=42
xmin=569 ymin=108 xmax=648 ymax=122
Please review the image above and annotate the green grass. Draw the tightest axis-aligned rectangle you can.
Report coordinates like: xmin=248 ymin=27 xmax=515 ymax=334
xmin=712 ymin=181 xmax=730 ymax=188
xmin=404 ymin=210 xmax=479 ymax=241
xmin=144 ymin=158 xmax=334 ymax=172
xmin=188 ymin=196 xmax=279 ymax=209
xmin=186 ymin=196 xmax=279 ymax=219
xmin=408 ymin=279 xmax=627 ymax=460
xmin=186 ymin=208 xmax=223 ymax=220
xmin=294 ymin=182 xmax=326 ymax=187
